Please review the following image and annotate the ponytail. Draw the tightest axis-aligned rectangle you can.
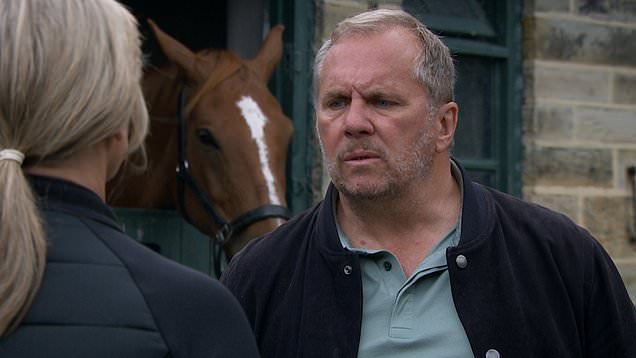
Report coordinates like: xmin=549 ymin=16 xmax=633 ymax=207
xmin=0 ymin=156 xmax=47 ymax=336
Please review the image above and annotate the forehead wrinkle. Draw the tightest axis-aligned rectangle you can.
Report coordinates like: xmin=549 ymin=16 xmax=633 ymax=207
xmin=354 ymin=84 xmax=396 ymax=97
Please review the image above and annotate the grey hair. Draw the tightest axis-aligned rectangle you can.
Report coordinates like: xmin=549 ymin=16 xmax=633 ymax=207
xmin=0 ymin=0 xmax=148 ymax=336
xmin=313 ymin=9 xmax=455 ymax=109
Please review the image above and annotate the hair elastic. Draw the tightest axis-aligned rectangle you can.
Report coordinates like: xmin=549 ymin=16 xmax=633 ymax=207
xmin=0 ymin=149 xmax=25 ymax=165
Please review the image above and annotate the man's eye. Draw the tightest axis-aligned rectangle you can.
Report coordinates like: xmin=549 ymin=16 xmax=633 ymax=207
xmin=375 ymin=99 xmax=393 ymax=108
xmin=327 ymin=99 xmax=347 ymax=110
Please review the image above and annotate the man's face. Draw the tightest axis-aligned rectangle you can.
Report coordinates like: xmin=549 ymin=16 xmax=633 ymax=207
xmin=316 ymin=28 xmax=438 ymax=200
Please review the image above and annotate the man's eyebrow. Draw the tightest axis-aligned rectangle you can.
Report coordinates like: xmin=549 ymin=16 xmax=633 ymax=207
xmin=364 ymin=89 xmax=387 ymax=98
xmin=320 ymin=89 xmax=349 ymax=99
xmin=361 ymin=88 xmax=400 ymax=101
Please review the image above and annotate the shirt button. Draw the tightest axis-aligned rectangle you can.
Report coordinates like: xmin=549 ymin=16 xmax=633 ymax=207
xmin=343 ymin=265 xmax=353 ymax=275
xmin=455 ymin=254 xmax=468 ymax=269
xmin=485 ymin=349 xmax=500 ymax=358
xmin=383 ymin=261 xmax=392 ymax=271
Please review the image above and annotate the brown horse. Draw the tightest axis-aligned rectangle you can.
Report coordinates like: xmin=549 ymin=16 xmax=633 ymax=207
xmin=109 ymin=21 xmax=293 ymax=258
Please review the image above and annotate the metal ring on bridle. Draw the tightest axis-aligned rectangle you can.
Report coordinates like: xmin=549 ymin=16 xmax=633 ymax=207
xmin=214 ymin=223 xmax=233 ymax=246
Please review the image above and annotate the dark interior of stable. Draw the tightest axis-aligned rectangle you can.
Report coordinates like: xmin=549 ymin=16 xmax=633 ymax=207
xmin=119 ymin=0 xmax=227 ymax=66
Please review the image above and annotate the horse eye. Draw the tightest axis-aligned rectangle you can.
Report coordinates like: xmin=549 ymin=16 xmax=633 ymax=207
xmin=196 ymin=128 xmax=220 ymax=150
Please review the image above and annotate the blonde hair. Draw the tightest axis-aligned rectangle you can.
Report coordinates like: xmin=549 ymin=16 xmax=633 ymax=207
xmin=313 ymin=9 xmax=455 ymax=109
xmin=0 ymin=0 xmax=148 ymax=336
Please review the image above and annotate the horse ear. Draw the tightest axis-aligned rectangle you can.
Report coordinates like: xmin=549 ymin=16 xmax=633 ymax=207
xmin=250 ymin=24 xmax=284 ymax=82
xmin=147 ymin=19 xmax=198 ymax=80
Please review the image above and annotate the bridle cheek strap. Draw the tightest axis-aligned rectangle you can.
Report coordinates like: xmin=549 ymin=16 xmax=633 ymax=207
xmin=174 ymin=88 xmax=290 ymax=246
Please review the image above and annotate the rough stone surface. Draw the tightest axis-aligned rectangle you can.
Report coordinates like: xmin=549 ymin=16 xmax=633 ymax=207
xmin=583 ymin=196 xmax=634 ymax=255
xmin=527 ymin=103 xmax=575 ymax=141
xmin=534 ymin=0 xmax=571 ymax=12
xmin=578 ymin=0 xmax=636 ymax=22
xmin=615 ymin=259 xmax=636 ymax=303
xmin=531 ymin=16 xmax=636 ymax=67
xmin=375 ymin=0 xmax=401 ymax=7
xmin=322 ymin=1 xmax=368 ymax=39
xmin=576 ymin=106 xmax=636 ymax=144
xmin=523 ymin=191 xmax=580 ymax=221
xmin=525 ymin=146 xmax=613 ymax=187
xmin=613 ymin=72 xmax=636 ymax=105
xmin=618 ymin=149 xmax=636 ymax=190
xmin=533 ymin=65 xmax=610 ymax=102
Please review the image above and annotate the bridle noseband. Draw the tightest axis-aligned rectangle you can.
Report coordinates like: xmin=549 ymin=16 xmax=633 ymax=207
xmin=173 ymin=70 xmax=290 ymax=275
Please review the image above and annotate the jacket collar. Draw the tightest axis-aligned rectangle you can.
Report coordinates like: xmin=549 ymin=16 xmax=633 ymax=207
xmin=28 ymin=175 xmax=124 ymax=233
xmin=453 ymin=159 xmax=495 ymax=248
xmin=315 ymin=183 xmax=349 ymax=255
xmin=314 ymin=159 xmax=494 ymax=253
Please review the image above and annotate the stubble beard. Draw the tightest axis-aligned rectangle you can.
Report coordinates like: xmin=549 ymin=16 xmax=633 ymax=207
xmin=320 ymin=126 xmax=435 ymax=202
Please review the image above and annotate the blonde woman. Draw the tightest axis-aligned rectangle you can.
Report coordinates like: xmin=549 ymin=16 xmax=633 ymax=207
xmin=0 ymin=1 xmax=259 ymax=357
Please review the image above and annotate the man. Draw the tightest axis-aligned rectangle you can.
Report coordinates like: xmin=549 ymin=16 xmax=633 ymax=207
xmin=221 ymin=9 xmax=636 ymax=358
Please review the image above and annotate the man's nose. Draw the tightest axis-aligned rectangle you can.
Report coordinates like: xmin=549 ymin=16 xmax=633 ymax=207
xmin=343 ymin=98 xmax=374 ymax=138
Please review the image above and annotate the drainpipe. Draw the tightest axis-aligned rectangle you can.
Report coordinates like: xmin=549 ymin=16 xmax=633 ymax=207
xmin=628 ymin=166 xmax=636 ymax=243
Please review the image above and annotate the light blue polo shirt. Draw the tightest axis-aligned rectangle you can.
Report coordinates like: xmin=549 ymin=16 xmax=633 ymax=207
xmin=335 ymin=163 xmax=473 ymax=357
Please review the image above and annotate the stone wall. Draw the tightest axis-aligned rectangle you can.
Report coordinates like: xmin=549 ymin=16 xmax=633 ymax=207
xmin=315 ymin=0 xmax=636 ymax=299
xmin=317 ymin=1 xmax=402 ymax=44
xmin=523 ymin=0 xmax=636 ymax=300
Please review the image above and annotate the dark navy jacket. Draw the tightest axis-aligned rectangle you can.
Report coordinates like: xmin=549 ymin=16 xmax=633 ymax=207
xmin=0 ymin=176 xmax=260 ymax=358
xmin=222 ymin=166 xmax=636 ymax=358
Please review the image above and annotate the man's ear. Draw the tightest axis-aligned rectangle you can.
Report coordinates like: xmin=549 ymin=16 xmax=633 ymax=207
xmin=435 ymin=102 xmax=458 ymax=153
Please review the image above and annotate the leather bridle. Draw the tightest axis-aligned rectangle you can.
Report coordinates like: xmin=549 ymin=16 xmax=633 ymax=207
xmin=173 ymin=65 xmax=290 ymax=275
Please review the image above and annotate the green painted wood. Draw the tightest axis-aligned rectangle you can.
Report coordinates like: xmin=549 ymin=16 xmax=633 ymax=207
xmin=114 ymin=208 xmax=217 ymax=276
xmin=443 ymin=38 xmax=509 ymax=58
xmin=502 ymin=1 xmax=524 ymax=197
xmin=409 ymin=0 xmax=522 ymax=196
xmin=403 ymin=0 xmax=496 ymax=37
xmin=270 ymin=0 xmax=316 ymax=214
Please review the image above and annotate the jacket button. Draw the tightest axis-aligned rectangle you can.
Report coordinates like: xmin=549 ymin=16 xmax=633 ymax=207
xmin=383 ymin=261 xmax=392 ymax=271
xmin=343 ymin=265 xmax=353 ymax=275
xmin=455 ymin=255 xmax=468 ymax=269
xmin=485 ymin=349 xmax=500 ymax=358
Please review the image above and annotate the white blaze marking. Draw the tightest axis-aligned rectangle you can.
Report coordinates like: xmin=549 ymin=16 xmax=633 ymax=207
xmin=236 ymin=96 xmax=282 ymax=205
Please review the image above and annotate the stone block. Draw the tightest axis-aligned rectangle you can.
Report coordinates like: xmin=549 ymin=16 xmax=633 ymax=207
xmin=527 ymin=103 xmax=575 ymax=141
xmin=375 ymin=2 xmax=402 ymax=10
xmin=578 ymin=0 xmax=636 ymax=23
xmin=618 ymin=149 xmax=636 ymax=190
xmin=583 ymin=196 xmax=634 ymax=254
xmin=375 ymin=0 xmax=402 ymax=7
xmin=523 ymin=191 xmax=580 ymax=222
xmin=322 ymin=0 xmax=368 ymax=39
xmin=534 ymin=0 xmax=570 ymax=12
xmin=575 ymin=106 xmax=636 ymax=144
xmin=525 ymin=146 xmax=613 ymax=187
xmin=613 ymin=72 xmax=636 ymax=105
xmin=533 ymin=65 xmax=610 ymax=102
xmin=531 ymin=16 xmax=636 ymax=67
xmin=615 ymin=259 xmax=636 ymax=303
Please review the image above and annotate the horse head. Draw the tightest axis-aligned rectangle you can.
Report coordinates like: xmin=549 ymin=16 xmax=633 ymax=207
xmin=110 ymin=21 xmax=293 ymax=258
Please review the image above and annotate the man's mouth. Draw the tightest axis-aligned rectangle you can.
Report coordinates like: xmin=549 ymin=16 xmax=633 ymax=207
xmin=343 ymin=150 xmax=380 ymax=162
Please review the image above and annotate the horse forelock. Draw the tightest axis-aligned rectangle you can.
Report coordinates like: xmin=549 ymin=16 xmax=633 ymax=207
xmin=184 ymin=51 xmax=244 ymax=116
